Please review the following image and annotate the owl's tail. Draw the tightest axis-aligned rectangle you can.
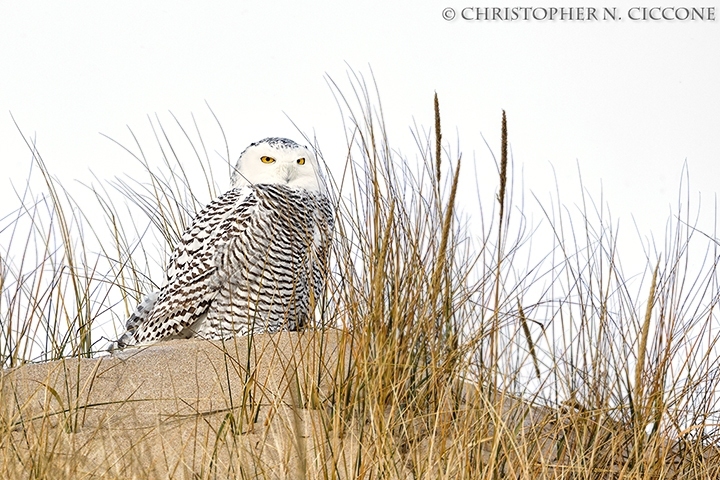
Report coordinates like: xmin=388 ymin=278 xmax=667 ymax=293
xmin=108 ymin=291 xmax=160 ymax=352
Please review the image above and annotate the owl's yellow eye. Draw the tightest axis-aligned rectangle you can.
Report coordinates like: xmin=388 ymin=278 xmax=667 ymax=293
xmin=297 ymin=158 xmax=306 ymax=165
xmin=261 ymin=156 xmax=276 ymax=164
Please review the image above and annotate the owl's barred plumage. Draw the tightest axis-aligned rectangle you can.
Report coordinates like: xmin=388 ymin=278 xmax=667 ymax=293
xmin=113 ymin=137 xmax=333 ymax=350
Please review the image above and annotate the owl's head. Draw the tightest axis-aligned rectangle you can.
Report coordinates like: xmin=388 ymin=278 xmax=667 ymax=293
xmin=231 ymin=137 xmax=324 ymax=193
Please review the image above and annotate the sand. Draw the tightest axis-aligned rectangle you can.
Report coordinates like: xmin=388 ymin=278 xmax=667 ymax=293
xmin=1 ymin=330 xmax=354 ymax=479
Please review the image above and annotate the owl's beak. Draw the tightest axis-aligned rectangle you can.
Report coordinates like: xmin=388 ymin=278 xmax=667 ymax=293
xmin=282 ymin=165 xmax=296 ymax=183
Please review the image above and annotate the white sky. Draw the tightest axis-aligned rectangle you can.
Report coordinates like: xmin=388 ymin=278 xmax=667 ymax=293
xmin=1 ymin=1 xmax=719 ymax=270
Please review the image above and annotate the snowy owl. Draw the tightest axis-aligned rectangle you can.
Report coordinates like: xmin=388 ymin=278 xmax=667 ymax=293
xmin=112 ymin=137 xmax=333 ymax=349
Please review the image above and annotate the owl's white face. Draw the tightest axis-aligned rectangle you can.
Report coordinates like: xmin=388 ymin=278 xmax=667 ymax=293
xmin=231 ymin=138 xmax=323 ymax=193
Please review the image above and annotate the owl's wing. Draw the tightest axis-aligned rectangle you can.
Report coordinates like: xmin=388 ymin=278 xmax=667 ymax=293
xmin=311 ymin=194 xmax=334 ymax=275
xmin=305 ymin=193 xmax=334 ymax=328
xmin=128 ymin=187 xmax=257 ymax=344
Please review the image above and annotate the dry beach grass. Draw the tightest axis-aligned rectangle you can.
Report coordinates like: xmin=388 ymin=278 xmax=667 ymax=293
xmin=2 ymin=76 xmax=720 ymax=478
